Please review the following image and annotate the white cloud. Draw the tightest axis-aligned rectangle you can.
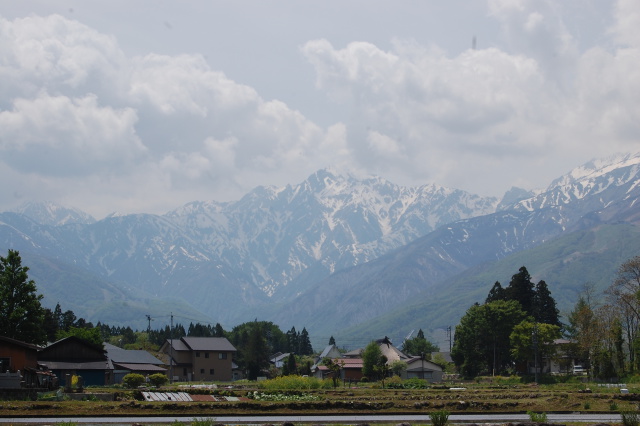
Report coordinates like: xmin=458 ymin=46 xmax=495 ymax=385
xmin=0 ymin=1 xmax=638 ymax=216
xmin=0 ymin=92 xmax=144 ymax=175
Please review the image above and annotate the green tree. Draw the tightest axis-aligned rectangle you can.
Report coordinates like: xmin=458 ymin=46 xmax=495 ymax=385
xmin=361 ymin=341 xmax=382 ymax=380
xmin=390 ymin=359 xmax=408 ymax=376
xmin=122 ymin=373 xmax=145 ymax=388
xmin=451 ymin=300 xmax=528 ymax=378
xmin=0 ymin=250 xmax=46 ymax=344
xmin=213 ymin=323 xmax=226 ymax=337
xmin=299 ymin=327 xmax=313 ymax=355
xmin=606 ymin=256 xmax=640 ymax=371
xmin=532 ymin=280 xmax=561 ymax=326
xmin=329 ymin=336 xmax=336 ymax=345
xmin=282 ymin=352 xmax=297 ymax=376
xmin=485 ymin=281 xmax=506 ymax=303
xmin=566 ymin=292 xmax=597 ymax=374
xmin=148 ymin=373 xmax=168 ymax=387
xmin=322 ymin=357 xmax=344 ymax=388
xmin=374 ymin=355 xmax=390 ymax=386
xmin=504 ymin=266 xmax=536 ymax=315
xmin=56 ymin=326 xmax=103 ymax=347
xmin=510 ymin=321 xmax=561 ymax=366
xmin=402 ymin=330 xmax=439 ymax=357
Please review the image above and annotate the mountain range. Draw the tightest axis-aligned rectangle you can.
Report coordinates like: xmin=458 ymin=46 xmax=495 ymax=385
xmin=1 ymin=153 xmax=639 ymax=349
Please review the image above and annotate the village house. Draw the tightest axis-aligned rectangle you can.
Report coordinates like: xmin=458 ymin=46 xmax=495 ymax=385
xmin=160 ymin=336 xmax=237 ymax=382
xmin=103 ymin=343 xmax=166 ymax=383
xmin=38 ymin=336 xmax=112 ymax=386
xmin=404 ymin=355 xmax=444 ymax=381
xmin=0 ymin=336 xmax=41 ymax=388
xmin=312 ymin=338 xmax=443 ymax=383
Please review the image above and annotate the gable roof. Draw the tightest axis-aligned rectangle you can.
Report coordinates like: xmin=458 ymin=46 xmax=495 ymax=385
xmin=318 ymin=344 xmax=341 ymax=359
xmin=104 ymin=343 xmax=164 ymax=365
xmin=0 ymin=335 xmax=41 ymax=351
xmin=315 ymin=357 xmax=363 ymax=371
xmin=406 ymin=356 xmax=444 ymax=371
xmin=39 ymin=336 xmax=106 ymax=361
xmin=181 ymin=337 xmax=236 ymax=352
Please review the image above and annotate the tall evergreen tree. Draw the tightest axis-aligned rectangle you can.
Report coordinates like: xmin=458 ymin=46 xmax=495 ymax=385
xmin=299 ymin=327 xmax=313 ymax=355
xmin=0 ymin=250 xmax=46 ymax=344
xmin=485 ymin=281 xmax=506 ymax=303
xmin=329 ymin=336 xmax=335 ymax=345
xmin=504 ymin=266 xmax=536 ymax=315
xmin=214 ymin=323 xmax=225 ymax=337
xmin=533 ymin=280 xmax=561 ymax=326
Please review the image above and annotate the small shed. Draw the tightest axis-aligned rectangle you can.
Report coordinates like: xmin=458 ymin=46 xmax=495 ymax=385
xmin=404 ymin=356 xmax=444 ymax=382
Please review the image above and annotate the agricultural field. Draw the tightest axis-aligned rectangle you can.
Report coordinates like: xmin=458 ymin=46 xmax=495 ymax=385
xmin=1 ymin=377 xmax=639 ymax=418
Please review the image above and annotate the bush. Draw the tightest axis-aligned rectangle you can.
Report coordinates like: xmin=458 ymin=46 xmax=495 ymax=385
xmin=527 ymin=411 xmax=548 ymax=422
xmin=122 ymin=373 xmax=146 ymax=389
xmin=148 ymin=373 xmax=169 ymax=388
xmin=621 ymin=409 xmax=640 ymax=426
xmin=429 ymin=409 xmax=449 ymax=426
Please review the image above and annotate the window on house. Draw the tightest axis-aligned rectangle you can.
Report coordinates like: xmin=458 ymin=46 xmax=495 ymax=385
xmin=200 ymin=368 xmax=204 ymax=374
xmin=218 ymin=353 xmax=227 ymax=360
xmin=209 ymin=369 xmax=214 ymax=375
xmin=195 ymin=352 xmax=200 ymax=357
xmin=205 ymin=352 xmax=209 ymax=358
xmin=183 ymin=368 xmax=187 ymax=376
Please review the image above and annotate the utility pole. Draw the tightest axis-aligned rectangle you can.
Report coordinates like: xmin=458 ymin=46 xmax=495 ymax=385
xmin=533 ymin=323 xmax=539 ymax=384
xmin=446 ymin=326 xmax=452 ymax=352
xmin=169 ymin=312 xmax=174 ymax=384
xmin=146 ymin=314 xmax=153 ymax=333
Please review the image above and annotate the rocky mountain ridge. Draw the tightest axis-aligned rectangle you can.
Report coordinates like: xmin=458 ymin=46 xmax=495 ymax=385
xmin=1 ymin=152 xmax=639 ymax=337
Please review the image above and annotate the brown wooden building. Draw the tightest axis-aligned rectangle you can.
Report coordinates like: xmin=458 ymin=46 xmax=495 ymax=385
xmin=38 ymin=336 xmax=112 ymax=386
xmin=0 ymin=336 xmax=39 ymax=373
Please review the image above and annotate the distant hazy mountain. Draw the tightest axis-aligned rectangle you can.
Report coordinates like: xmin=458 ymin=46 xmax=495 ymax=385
xmin=0 ymin=168 xmax=498 ymax=327
xmin=13 ymin=201 xmax=96 ymax=225
xmin=1 ymin=154 xmax=638 ymax=343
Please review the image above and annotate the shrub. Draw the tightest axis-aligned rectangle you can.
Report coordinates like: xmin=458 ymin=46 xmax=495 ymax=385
xmin=148 ymin=373 xmax=169 ymax=388
xmin=527 ymin=411 xmax=548 ymax=422
xmin=584 ymin=401 xmax=591 ymax=410
xmin=122 ymin=373 xmax=146 ymax=389
xmin=621 ymin=409 xmax=640 ymax=426
xmin=429 ymin=409 xmax=450 ymax=426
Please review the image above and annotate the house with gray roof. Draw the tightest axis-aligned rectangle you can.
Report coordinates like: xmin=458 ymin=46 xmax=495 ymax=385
xmin=160 ymin=337 xmax=237 ymax=382
xmin=103 ymin=343 xmax=166 ymax=383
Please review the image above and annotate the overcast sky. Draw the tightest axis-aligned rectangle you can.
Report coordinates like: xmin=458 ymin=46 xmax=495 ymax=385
xmin=1 ymin=0 xmax=638 ymax=219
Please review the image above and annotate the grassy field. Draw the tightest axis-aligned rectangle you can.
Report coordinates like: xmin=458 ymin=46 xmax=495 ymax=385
xmin=1 ymin=377 xmax=639 ymax=420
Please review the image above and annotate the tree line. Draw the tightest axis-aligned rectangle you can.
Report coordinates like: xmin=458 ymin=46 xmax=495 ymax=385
xmin=451 ymin=259 xmax=640 ymax=380
xmin=0 ymin=249 xmax=315 ymax=380
xmin=451 ymin=266 xmax=563 ymax=378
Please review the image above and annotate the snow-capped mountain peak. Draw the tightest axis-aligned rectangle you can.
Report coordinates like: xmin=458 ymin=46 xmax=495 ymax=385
xmin=13 ymin=201 xmax=96 ymax=226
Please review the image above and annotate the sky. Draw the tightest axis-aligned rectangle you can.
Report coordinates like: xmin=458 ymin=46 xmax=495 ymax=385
xmin=0 ymin=0 xmax=639 ymax=219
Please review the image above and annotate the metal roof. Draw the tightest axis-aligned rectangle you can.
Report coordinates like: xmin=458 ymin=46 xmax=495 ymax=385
xmin=113 ymin=362 xmax=167 ymax=372
xmin=104 ymin=343 xmax=164 ymax=365
xmin=181 ymin=337 xmax=236 ymax=352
